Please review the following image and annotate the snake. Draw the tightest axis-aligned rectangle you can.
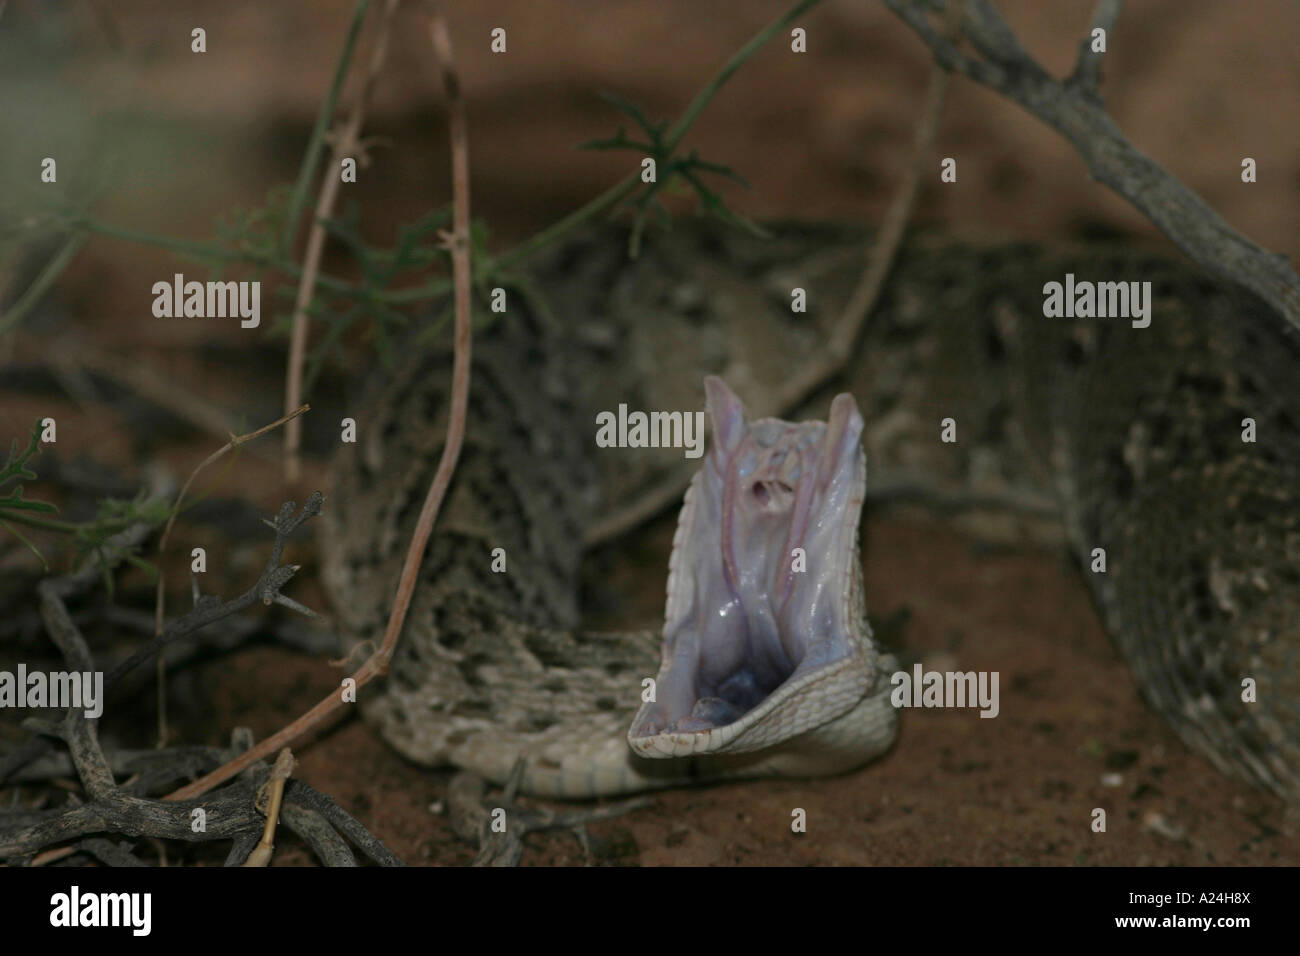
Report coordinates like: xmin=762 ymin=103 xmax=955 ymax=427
xmin=321 ymin=221 xmax=1300 ymax=800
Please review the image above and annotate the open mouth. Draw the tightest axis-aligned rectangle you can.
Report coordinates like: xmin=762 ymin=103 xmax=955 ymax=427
xmin=627 ymin=376 xmax=869 ymax=757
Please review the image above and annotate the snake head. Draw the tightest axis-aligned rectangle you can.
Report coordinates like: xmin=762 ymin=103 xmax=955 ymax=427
xmin=628 ymin=377 xmax=878 ymax=760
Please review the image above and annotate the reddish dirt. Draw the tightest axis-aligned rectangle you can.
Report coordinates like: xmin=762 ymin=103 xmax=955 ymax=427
xmin=2 ymin=0 xmax=1297 ymax=865
xmin=184 ymin=512 xmax=1297 ymax=866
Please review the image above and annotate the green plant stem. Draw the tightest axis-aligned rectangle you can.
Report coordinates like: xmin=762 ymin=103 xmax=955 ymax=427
xmin=0 ymin=231 xmax=88 ymax=335
xmin=77 ymin=219 xmax=246 ymax=262
xmin=78 ymin=219 xmax=445 ymax=304
xmin=77 ymin=220 xmax=341 ymax=291
xmin=664 ymin=0 xmax=824 ymax=149
xmin=0 ymin=512 xmax=96 ymax=534
xmin=2 ymin=0 xmax=817 ymax=340
xmin=493 ymin=0 xmax=824 ymax=273
xmin=279 ymin=0 xmax=373 ymax=259
xmin=0 ymin=520 xmax=48 ymax=570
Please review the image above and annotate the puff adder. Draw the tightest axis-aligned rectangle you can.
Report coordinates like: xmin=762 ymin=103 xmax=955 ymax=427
xmin=322 ymin=222 xmax=1300 ymax=799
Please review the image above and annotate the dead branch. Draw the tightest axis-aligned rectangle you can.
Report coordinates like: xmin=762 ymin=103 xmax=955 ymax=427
xmin=0 ymin=488 xmax=398 ymax=865
xmin=1 ymin=700 xmax=396 ymax=865
xmin=1066 ymin=0 xmax=1121 ymax=95
xmin=151 ymin=403 xmax=309 ymax=744
xmin=7 ymin=745 xmax=236 ymax=790
xmin=284 ymin=779 xmax=404 ymax=866
xmin=114 ymin=494 xmax=324 ymax=692
xmin=279 ymin=800 xmax=356 ymax=866
xmin=1 ymin=736 xmax=395 ymax=865
xmin=882 ymin=0 xmax=1300 ymax=329
xmin=0 ymin=521 xmax=154 ymax=789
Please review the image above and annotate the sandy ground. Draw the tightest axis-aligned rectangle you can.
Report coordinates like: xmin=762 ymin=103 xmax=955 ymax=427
xmin=1 ymin=0 xmax=1298 ymax=864
xmin=182 ymin=512 xmax=1299 ymax=866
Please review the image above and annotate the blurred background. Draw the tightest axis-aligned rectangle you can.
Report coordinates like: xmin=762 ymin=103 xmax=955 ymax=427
xmin=3 ymin=0 xmax=1297 ymax=463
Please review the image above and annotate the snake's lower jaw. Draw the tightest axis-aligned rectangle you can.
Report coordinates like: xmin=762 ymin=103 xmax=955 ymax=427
xmin=628 ymin=377 xmax=876 ymax=760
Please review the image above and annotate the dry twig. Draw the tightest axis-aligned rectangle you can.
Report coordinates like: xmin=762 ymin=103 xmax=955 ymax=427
xmin=0 ymin=492 xmax=318 ymax=789
xmin=284 ymin=0 xmax=402 ymax=483
xmin=242 ymin=748 xmax=296 ymax=866
xmin=151 ymin=404 xmax=310 ymax=745
xmin=882 ymin=0 xmax=1300 ymax=328
xmin=0 ymin=506 xmax=397 ymax=865
xmin=165 ymin=1 xmax=475 ymax=803
xmin=768 ymin=0 xmax=963 ymax=416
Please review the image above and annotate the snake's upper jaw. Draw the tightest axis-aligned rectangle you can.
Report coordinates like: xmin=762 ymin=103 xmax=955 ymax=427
xmin=628 ymin=377 xmax=875 ymax=759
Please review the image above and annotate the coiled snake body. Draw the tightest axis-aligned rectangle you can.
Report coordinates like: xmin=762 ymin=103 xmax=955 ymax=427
xmin=323 ymin=223 xmax=1300 ymax=799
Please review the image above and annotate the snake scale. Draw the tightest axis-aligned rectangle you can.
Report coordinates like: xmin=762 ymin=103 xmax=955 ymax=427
xmin=322 ymin=222 xmax=1300 ymax=799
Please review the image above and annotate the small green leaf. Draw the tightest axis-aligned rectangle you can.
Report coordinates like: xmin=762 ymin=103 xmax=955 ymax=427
xmin=0 ymin=495 xmax=59 ymax=513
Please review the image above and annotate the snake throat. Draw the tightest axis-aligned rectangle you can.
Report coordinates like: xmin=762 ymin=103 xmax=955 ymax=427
xmin=628 ymin=377 xmax=874 ymax=758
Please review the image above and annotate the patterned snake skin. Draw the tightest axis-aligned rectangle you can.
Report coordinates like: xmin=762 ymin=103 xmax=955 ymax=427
xmin=322 ymin=222 xmax=1300 ymax=799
